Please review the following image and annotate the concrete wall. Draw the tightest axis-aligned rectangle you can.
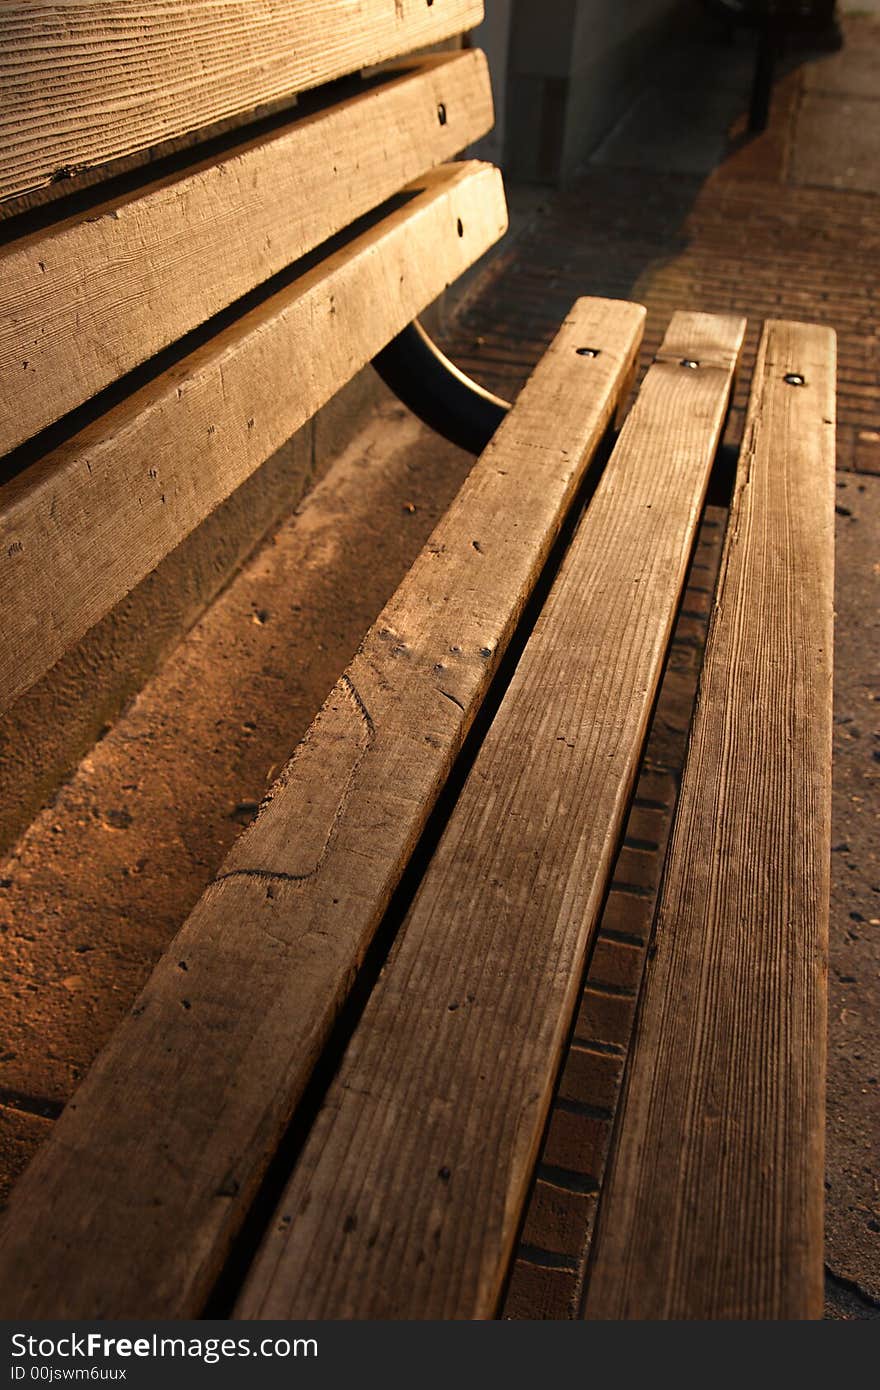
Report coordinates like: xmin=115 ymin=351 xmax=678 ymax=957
xmin=562 ymin=0 xmax=685 ymax=177
xmin=467 ymin=0 xmax=513 ymax=167
xmin=474 ymin=0 xmax=683 ymax=183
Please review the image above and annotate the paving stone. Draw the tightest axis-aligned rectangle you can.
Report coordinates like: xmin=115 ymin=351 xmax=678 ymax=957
xmin=540 ymin=1107 xmax=611 ymax=1180
xmin=557 ymin=1047 xmax=624 ymax=1114
xmin=502 ymin=1259 xmax=580 ymax=1321
xmin=793 ymin=94 xmax=880 ymax=194
xmin=587 ymin=939 xmax=644 ymax=995
xmin=597 ymin=889 xmax=655 ymax=944
xmin=518 ymin=1178 xmax=598 ymax=1261
xmin=574 ymin=988 xmax=639 ymax=1052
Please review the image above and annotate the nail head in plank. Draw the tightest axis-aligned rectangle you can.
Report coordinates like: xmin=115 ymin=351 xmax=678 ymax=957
xmin=0 ymin=296 xmax=646 ymax=1318
xmin=0 ymin=0 xmax=485 ymax=203
xmin=0 ymin=161 xmax=507 ymax=720
xmin=583 ymin=319 xmax=835 ymax=1320
xmin=0 ymin=51 xmax=494 ymax=457
xmin=234 ymin=310 xmax=746 ymax=1321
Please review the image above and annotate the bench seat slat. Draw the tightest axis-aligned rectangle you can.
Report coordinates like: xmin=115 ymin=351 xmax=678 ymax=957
xmin=583 ymin=320 xmax=835 ymax=1320
xmin=234 ymin=310 xmax=746 ymax=1321
xmin=0 ymin=0 xmax=485 ymax=204
xmin=0 ymin=52 xmax=494 ymax=457
xmin=0 ymin=161 xmax=507 ymax=720
xmin=0 ymin=296 xmax=645 ymax=1319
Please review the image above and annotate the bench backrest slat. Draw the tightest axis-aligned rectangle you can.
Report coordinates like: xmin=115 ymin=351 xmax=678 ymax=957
xmin=0 ymin=162 xmax=507 ymax=721
xmin=0 ymin=52 xmax=494 ymax=457
xmin=234 ymin=310 xmax=746 ymax=1321
xmin=0 ymin=298 xmax=645 ymax=1319
xmin=0 ymin=0 xmax=485 ymax=204
xmin=583 ymin=319 xmax=835 ymax=1320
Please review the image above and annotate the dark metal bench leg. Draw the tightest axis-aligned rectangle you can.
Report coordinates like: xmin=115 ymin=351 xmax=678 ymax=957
xmin=749 ymin=20 xmax=782 ymax=132
xmin=372 ymin=319 xmax=511 ymax=455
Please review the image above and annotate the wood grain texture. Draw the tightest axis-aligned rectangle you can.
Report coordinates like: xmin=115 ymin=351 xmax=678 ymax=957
xmin=0 ymin=0 xmax=484 ymax=203
xmin=235 ymin=311 xmax=746 ymax=1321
xmin=0 ymin=161 xmax=507 ymax=720
xmin=0 ymin=297 xmax=646 ymax=1318
xmin=583 ymin=320 xmax=836 ymax=1320
xmin=0 ymin=51 xmax=494 ymax=456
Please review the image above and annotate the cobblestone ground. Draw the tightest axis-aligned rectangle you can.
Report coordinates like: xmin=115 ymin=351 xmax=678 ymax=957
xmin=441 ymin=12 xmax=880 ymax=1320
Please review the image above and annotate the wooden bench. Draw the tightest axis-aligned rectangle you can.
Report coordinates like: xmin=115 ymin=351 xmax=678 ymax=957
xmin=0 ymin=2 xmax=835 ymax=1320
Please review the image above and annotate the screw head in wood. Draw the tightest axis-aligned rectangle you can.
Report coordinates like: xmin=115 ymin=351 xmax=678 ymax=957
xmin=680 ymin=358 xmax=700 ymax=369
xmin=576 ymin=347 xmax=600 ymax=357
xmin=784 ymin=373 xmax=806 ymax=386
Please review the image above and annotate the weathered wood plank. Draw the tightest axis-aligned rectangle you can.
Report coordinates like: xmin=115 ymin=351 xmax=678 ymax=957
xmin=0 ymin=297 xmax=646 ymax=1318
xmin=0 ymin=0 xmax=484 ymax=203
xmin=235 ymin=311 xmax=746 ymax=1321
xmin=583 ymin=320 xmax=835 ymax=1320
xmin=0 ymin=162 xmax=507 ymax=719
xmin=0 ymin=52 xmax=494 ymax=456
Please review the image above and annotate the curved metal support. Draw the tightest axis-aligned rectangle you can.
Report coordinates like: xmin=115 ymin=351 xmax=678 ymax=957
xmin=372 ymin=319 xmax=511 ymax=455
